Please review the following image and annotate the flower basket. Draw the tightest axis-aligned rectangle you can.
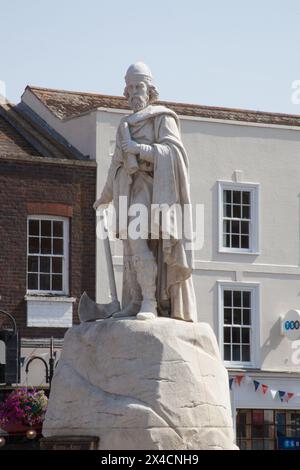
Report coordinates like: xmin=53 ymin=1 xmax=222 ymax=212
xmin=0 ymin=388 xmax=48 ymax=436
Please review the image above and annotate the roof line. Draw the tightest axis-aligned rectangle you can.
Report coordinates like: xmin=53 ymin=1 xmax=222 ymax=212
xmin=17 ymin=102 xmax=89 ymax=160
xmin=25 ymin=85 xmax=300 ymax=120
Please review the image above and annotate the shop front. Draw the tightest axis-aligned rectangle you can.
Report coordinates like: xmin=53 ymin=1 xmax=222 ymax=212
xmin=236 ymin=408 xmax=300 ymax=450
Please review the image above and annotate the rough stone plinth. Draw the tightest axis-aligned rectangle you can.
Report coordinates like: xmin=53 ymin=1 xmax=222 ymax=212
xmin=43 ymin=318 xmax=237 ymax=450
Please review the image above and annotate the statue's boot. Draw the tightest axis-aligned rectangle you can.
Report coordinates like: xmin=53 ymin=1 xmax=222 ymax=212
xmin=133 ymin=253 xmax=158 ymax=321
xmin=113 ymin=256 xmax=142 ymax=318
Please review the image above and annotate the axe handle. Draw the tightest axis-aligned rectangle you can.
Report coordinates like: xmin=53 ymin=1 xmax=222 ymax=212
xmin=103 ymin=209 xmax=119 ymax=303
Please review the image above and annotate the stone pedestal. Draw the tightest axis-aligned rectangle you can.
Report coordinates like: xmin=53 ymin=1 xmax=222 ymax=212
xmin=43 ymin=317 xmax=237 ymax=450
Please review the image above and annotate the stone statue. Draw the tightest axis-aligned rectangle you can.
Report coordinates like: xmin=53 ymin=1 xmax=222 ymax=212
xmin=94 ymin=62 xmax=197 ymax=322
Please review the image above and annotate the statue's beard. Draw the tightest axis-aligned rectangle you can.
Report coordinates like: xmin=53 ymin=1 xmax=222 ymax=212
xmin=129 ymin=95 xmax=148 ymax=112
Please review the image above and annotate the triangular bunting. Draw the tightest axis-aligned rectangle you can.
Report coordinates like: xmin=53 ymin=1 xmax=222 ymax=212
xmin=286 ymin=393 xmax=294 ymax=402
xmin=235 ymin=374 xmax=244 ymax=386
xmin=229 ymin=378 xmax=234 ymax=390
xmin=244 ymin=375 xmax=253 ymax=385
xmin=253 ymin=380 xmax=260 ymax=391
xmin=270 ymin=390 xmax=277 ymax=400
xmin=279 ymin=391 xmax=286 ymax=402
xmin=261 ymin=384 xmax=268 ymax=395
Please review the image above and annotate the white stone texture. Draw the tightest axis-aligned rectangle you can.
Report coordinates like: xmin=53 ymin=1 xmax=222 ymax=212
xmin=43 ymin=318 xmax=236 ymax=450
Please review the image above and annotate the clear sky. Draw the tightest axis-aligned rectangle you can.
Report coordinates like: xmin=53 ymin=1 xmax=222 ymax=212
xmin=1 ymin=0 xmax=300 ymax=114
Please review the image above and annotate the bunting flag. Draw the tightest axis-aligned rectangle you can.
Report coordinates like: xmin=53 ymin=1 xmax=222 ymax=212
xmin=279 ymin=391 xmax=286 ymax=402
xmin=235 ymin=374 xmax=244 ymax=386
xmin=270 ymin=390 xmax=277 ymax=400
xmin=229 ymin=374 xmax=297 ymax=403
xmin=253 ymin=380 xmax=260 ymax=391
xmin=286 ymin=393 xmax=294 ymax=402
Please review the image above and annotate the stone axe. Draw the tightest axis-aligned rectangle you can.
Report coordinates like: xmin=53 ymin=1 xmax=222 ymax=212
xmin=78 ymin=209 xmax=121 ymax=322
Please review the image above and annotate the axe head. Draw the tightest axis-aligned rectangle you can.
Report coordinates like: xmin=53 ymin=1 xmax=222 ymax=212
xmin=78 ymin=292 xmax=121 ymax=323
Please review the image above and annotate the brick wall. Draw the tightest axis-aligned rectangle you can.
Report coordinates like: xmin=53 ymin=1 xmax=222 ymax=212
xmin=0 ymin=159 xmax=96 ymax=339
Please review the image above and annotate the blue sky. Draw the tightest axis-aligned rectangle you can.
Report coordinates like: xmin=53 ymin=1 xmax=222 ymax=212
xmin=1 ymin=0 xmax=300 ymax=114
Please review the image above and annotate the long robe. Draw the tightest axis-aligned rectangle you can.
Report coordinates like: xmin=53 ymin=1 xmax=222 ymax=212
xmin=100 ymin=105 xmax=197 ymax=322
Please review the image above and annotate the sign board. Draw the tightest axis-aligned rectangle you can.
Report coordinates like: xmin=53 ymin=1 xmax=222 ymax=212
xmin=278 ymin=436 xmax=300 ymax=450
xmin=281 ymin=310 xmax=300 ymax=340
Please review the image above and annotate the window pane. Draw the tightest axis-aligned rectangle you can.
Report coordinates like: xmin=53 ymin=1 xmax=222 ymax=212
xmin=233 ymin=309 xmax=241 ymax=324
xmin=28 ymin=256 xmax=38 ymax=272
xmin=29 ymin=237 xmax=39 ymax=253
xmin=223 ymin=234 xmax=230 ymax=247
xmin=224 ymin=204 xmax=232 ymax=218
xmin=253 ymin=411 xmax=264 ymax=437
xmin=237 ymin=412 xmax=247 ymax=438
xmin=242 ymin=191 xmax=250 ymax=204
xmin=276 ymin=412 xmax=286 ymax=437
xmin=233 ymin=191 xmax=241 ymax=204
xmin=232 ymin=345 xmax=240 ymax=361
xmin=224 ymin=290 xmax=232 ymax=307
xmin=231 ymin=234 xmax=239 ymax=247
xmin=243 ymin=309 xmax=251 ymax=325
xmin=41 ymin=237 xmax=51 ymax=254
xmin=232 ymin=220 xmax=240 ymax=234
xmin=224 ymin=326 xmax=231 ymax=343
xmin=264 ymin=440 xmax=275 ymax=450
xmin=241 ymin=221 xmax=249 ymax=235
xmin=224 ymin=308 xmax=232 ymax=324
xmin=233 ymin=291 xmax=242 ymax=307
xmin=242 ymin=328 xmax=250 ymax=344
xmin=40 ymin=274 xmax=50 ymax=290
xmin=52 ymin=275 xmax=63 ymax=291
xmin=53 ymin=221 xmax=63 ymax=237
xmin=242 ymin=345 xmax=250 ymax=362
xmin=41 ymin=220 xmax=52 ymax=236
xmin=53 ymin=238 xmax=63 ymax=255
xmin=28 ymin=273 xmax=38 ymax=290
xmin=224 ymin=344 xmax=231 ymax=361
xmin=52 ymin=257 xmax=63 ymax=274
xmin=29 ymin=219 xmax=39 ymax=236
xmin=40 ymin=256 xmax=50 ymax=273
xmin=264 ymin=410 xmax=274 ymax=424
xmin=224 ymin=190 xmax=232 ymax=203
xmin=252 ymin=439 xmax=264 ymax=450
xmin=232 ymin=327 xmax=240 ymax=343
xmin=224 ymin=220 xmax=231 ymax=233
xmin=243 ymin=291 xmax=251 ymax=308
xmin=242 ymin=205 xmax=250 ymax=219
xmin=241 ymin=235 xmax=249 ymax=249
xmin=233 ymin=205 xmax=241 ymax=218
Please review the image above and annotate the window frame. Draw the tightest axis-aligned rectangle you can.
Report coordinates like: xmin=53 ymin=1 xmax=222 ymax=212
xmin=218 ymin=281 xmax=260 ymax=368
xmin=27 ymin=215 xmax=69 ymax=296
xmin=218 ymin=181 xmax=260 ymax=254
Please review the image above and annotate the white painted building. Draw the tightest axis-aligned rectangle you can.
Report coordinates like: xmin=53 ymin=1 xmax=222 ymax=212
xmin=21 ymin=86 xmax=300 ymax=449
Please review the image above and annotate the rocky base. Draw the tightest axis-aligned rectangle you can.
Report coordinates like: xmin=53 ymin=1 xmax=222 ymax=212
xmin=43 ymin=317 xmax=237 ymax=450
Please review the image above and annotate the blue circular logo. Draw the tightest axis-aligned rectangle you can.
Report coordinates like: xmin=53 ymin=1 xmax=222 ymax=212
xmin=285 ymin=320 xmax=300 ymax=330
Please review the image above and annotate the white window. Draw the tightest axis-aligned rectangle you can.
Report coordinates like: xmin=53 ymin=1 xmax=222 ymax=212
xmin=27 ymin=216 xmax=69 ymax=295
xmin=218 ymin=282 xmax=260 ymax=368
xmin=218 ymin=181 xmax=259 ymax=253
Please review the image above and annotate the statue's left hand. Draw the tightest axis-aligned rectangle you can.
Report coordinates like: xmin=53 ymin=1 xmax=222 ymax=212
xmin=121 ymin=139 xmax=140 ymax=155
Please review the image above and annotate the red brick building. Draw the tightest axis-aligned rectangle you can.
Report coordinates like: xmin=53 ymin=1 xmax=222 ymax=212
xmin=0 ymin=100 xmax=96 ymax=386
